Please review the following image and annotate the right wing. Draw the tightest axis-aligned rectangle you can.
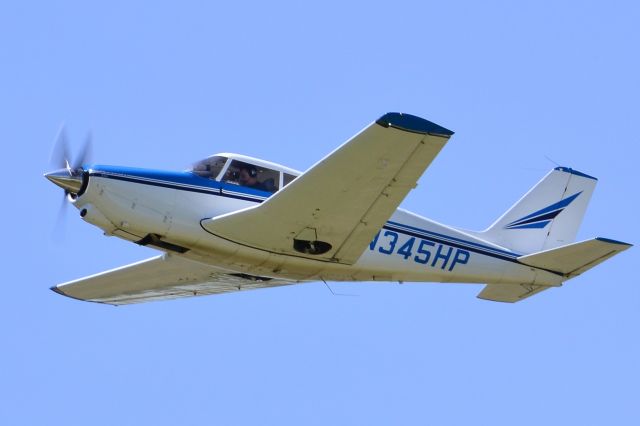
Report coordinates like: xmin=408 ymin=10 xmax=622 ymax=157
xmin=202 ymin=112 xmax=454 ymax=264
xmin=51 ymin=254 xmax=298 ymax=305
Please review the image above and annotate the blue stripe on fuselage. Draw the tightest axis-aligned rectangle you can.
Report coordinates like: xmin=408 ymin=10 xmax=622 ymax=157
xmin=383 ymin=224 xmax=519 ymax=262
xmin=89 ymin=165 xmax=271 ymax=201
xmin=87 ymin=165 xmax=522 ymax=263
xmin=386 ymin=221 xmax=518 ymax=257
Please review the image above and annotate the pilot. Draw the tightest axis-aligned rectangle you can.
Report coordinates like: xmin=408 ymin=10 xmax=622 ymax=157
xmin=238 ymin=165 xmax=261 ymax=189
xmin=238 ymin=165 xmax=276 ymax=192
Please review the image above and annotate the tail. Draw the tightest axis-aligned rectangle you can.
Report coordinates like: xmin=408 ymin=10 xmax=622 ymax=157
xmin=480 ymin=167 xmax=597 ymax=254
xmin=474 ymin=167 xmax=632 ymax=303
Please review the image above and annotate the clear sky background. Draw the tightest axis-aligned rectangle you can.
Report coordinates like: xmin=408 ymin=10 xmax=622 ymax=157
xmin=2 ymin=1 xmax=638 ymax=425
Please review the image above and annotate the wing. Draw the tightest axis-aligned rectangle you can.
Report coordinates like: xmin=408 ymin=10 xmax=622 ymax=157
xmin=51 ymin=254 xmax=298 ymax=305
xmin=201 ymin=112 xmax=454 ymax=264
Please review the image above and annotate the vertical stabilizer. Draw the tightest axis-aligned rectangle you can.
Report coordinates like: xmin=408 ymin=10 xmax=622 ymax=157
xmin=480 ymin=167 xmax=597 ymax=254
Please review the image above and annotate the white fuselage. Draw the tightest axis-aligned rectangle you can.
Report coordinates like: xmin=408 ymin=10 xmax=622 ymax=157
xmin=73 ymin=165 xmax=563 ymax=288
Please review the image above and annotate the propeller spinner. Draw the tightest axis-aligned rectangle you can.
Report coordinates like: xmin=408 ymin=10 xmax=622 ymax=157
xmin=44 ymin=169 xmax=84 ymax=193
xmin=45 ymin=126 xmax=92 ymax=196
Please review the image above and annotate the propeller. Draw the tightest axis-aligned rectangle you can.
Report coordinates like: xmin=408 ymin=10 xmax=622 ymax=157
xmin=46 ymin=125 xmax=93 ymax=234
xmin=49 ymin=125 xmax=93 ymax=176
xmin=49 ymin=125 xmax=71 ymax=171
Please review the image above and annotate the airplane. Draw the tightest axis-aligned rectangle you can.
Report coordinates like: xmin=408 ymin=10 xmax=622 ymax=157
xmin=45 ymin=112 xmax=631 ymax=305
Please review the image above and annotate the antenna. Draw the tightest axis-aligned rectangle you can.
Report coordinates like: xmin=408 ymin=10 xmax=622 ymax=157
xmin=543 ymin=154 xmax=561 ymax=167
xmin=321 ymin=278 xmax=357 ymax=297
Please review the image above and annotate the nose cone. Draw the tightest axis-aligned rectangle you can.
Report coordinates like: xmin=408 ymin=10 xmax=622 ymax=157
xmin=44 ymin=169 xmax=83 ymax=193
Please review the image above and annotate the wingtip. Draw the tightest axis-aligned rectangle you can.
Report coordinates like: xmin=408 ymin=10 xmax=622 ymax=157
xmin=376 ymin=112 xmax=454 ymax=136
xmin=50 ymin=285 xmax=112 ymax=305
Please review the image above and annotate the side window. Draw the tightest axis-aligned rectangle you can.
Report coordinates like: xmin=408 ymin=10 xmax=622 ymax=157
xmin=283 ymin=173 xmax=297 ymax=187
xmin=191 ymin=156 xmax=227 ymax=179
xmin=222 ymin=160 xmax=280 ymax=193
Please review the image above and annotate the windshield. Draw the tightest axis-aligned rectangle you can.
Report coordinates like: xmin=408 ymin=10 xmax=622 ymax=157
xmin=191 ymin=156 xmax=227 ymax=179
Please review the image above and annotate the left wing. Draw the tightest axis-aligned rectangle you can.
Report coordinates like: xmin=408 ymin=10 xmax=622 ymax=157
xmin=201 ymin=112 xmax=453 ymax=264
xmin=51 ymin=254 xmax=298 ymax=305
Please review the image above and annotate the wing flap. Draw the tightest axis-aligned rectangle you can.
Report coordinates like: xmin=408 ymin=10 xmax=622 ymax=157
xmin=51 ymin=254 xmax=297 ymax=305
xmin=201 ymin=113 xmax=453 ymax=264
xmin=517 ymin=237 xmax=632 ymax=277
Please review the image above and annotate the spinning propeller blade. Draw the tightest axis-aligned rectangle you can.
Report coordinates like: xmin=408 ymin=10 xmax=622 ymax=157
xmin=45 ymin=125 xmax=94 ymax=233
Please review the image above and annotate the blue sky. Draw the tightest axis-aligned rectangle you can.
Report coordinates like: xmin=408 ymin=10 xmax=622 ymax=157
xmin=2 ymin=1 xmax=639 ymax=424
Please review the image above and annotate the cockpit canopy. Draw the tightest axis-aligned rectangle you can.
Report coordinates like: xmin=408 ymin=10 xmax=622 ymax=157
xmin=190 ymin=154 xmax=299 ymax=194
xmin=191 ymin=155 xmax=228 ymax=180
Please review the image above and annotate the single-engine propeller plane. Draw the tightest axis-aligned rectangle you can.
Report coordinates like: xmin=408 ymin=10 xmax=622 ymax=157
xmin=45 ymin=113 xmax=631 ymax=304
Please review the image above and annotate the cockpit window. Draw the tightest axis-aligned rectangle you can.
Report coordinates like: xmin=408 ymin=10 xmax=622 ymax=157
xmin=222 ymin=160 xmax=279 ymax=193
xmin=191 ymin=156 xmax=227 ymax=179
xmin=283 ymin=173 xmax=297 ymax=187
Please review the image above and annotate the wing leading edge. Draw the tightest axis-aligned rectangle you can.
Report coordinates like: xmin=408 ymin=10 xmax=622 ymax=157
xmin=201 ymin=112 xmax=454 ymax=264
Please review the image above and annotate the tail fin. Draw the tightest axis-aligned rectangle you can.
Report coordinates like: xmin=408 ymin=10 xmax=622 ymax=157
xmin=480 ymin=167 xmax=597 ymax=254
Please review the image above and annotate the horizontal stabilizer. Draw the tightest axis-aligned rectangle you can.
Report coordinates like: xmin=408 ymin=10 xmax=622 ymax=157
xmin=477 ymin=283 xmax=552 ymax=303
xmin=518 ymin=237 xmax=632 ymax=277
